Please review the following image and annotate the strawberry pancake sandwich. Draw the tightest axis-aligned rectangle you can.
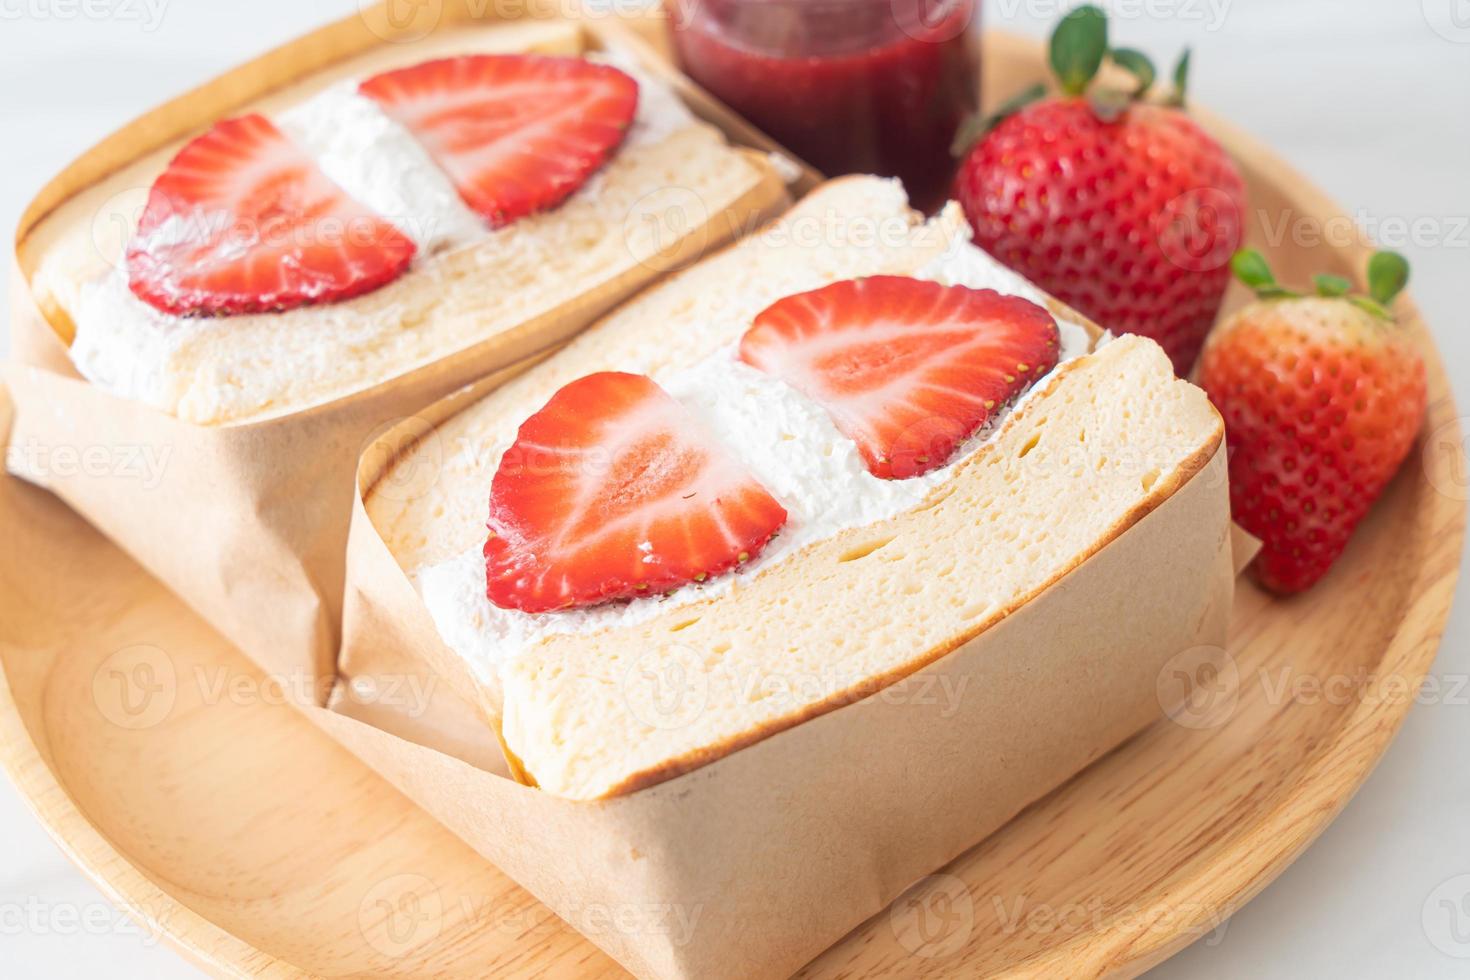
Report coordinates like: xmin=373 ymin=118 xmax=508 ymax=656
xmin=360 ymin=176 xmax=1226 ymax=800
xmin=31 ymin=29 xmax=783 ymax=425
xmin=4 ymin=20 xmax=785 ymax=690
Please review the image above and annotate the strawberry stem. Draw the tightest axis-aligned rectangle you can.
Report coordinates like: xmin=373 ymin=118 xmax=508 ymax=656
xmin=1110 ymin=47 xmax=1156 ymax=95
xmin=1050 ymin=5 xmax=1108 ymax=97
xmin=1314 ymin=274 xmax=1352 ymax=297
xmin=1088 ymin=87 xmax=1133 ymax=122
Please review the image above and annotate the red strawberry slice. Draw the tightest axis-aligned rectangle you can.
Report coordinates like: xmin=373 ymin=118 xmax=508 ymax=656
xmin=126 ymin=114 xmax=416 ymax=317
xmin=359 ymin=54 xmax=638 ymax=228
xmin=739 ymin=276 xmax=1061 ymax=479
xmin=485 ymin=372 xmax=788 ymax=613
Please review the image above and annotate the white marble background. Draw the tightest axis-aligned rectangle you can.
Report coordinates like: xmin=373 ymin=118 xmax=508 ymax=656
xmin=1 ymin=0 xmax=1467 ymax=976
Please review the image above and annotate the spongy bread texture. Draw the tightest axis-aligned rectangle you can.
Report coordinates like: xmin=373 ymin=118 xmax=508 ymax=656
xmin=499 ymin=334 xmax=1223 ymax=800
xmin=29 ymin=21 xmax=778 ymax=426
xmin=368 ymin=176 xmax=967 ymax=573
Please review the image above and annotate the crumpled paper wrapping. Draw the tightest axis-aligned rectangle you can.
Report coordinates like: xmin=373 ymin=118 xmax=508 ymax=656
xmin=328 ymin=416 xmax=1242 ymax=977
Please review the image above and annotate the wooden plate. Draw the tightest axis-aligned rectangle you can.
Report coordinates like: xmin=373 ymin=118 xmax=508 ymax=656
xmin=0 ymin=29 xmax=1462 ymax=980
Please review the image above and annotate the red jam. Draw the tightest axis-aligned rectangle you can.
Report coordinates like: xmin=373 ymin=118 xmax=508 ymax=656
xmin=669 ymin=0 xmax=978 ymax=212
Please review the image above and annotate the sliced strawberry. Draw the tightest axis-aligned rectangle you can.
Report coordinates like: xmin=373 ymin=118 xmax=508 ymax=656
xmin=739 ymin=276 xmax=1061 ymax=479
xmin=126 ymin=114 xmax=416 ymax=317
xmin=360 ymin=54 xmax=638 ymax=228
xmin=485 ymin=372 xmax=788 ymax=613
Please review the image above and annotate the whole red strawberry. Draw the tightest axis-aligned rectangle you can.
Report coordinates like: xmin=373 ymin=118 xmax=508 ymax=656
xmin=951 ymin=5 xmax=1246 ymax=375
xmin=1198 ymin=250 xmax=1426 ymax=594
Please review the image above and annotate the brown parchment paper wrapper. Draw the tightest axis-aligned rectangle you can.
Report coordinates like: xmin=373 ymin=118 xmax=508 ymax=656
xmin=323 ymin=406 xmax=1240 ymax=978
xmin=2 ymin=3 xmax=804 ymax=690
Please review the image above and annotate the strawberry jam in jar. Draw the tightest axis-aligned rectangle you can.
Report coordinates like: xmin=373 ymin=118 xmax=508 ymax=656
xmin=668 ymin=0 xmax=978 ymax=212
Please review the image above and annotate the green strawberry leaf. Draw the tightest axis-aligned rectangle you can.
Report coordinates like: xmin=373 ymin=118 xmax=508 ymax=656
xmin=1313 ymin=274 xmax=1352 ymax=297
xmin=950 ymin=83 xmax=1047 ymax=157
xmin=1167 ymin=48 xmax=1192 ymax=107
xmin=1110 ymin=47 xmax=1156 ymax=95
xmin=1050 ymin=5 xmax=1108 ymax=96
xmin=1367 ymin=250 xmax=1410 ymax=307
xmin=1231 ymin=249 xmax=1277 ymax=293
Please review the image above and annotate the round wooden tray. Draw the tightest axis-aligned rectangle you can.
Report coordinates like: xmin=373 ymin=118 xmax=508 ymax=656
xmin=0 ymin=30 xmax=1463 ymax=980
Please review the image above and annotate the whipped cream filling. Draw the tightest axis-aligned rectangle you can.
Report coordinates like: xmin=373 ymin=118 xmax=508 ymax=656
xmin=67 ymin=49 xmax=697 ymax=411
xmin=277 ymin=86 xmax=486 ymax=254
xmin=415 ymin=242 xmax=1096 ymax=685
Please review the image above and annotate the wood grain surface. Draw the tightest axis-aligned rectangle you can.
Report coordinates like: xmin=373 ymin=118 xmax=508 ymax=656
xmin=0 ymin=25 xmax=1462 ymax=980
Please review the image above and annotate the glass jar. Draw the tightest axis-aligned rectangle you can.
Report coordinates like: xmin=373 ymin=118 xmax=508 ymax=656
xmin=668 ymin=0 xmax=979 ymax=212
